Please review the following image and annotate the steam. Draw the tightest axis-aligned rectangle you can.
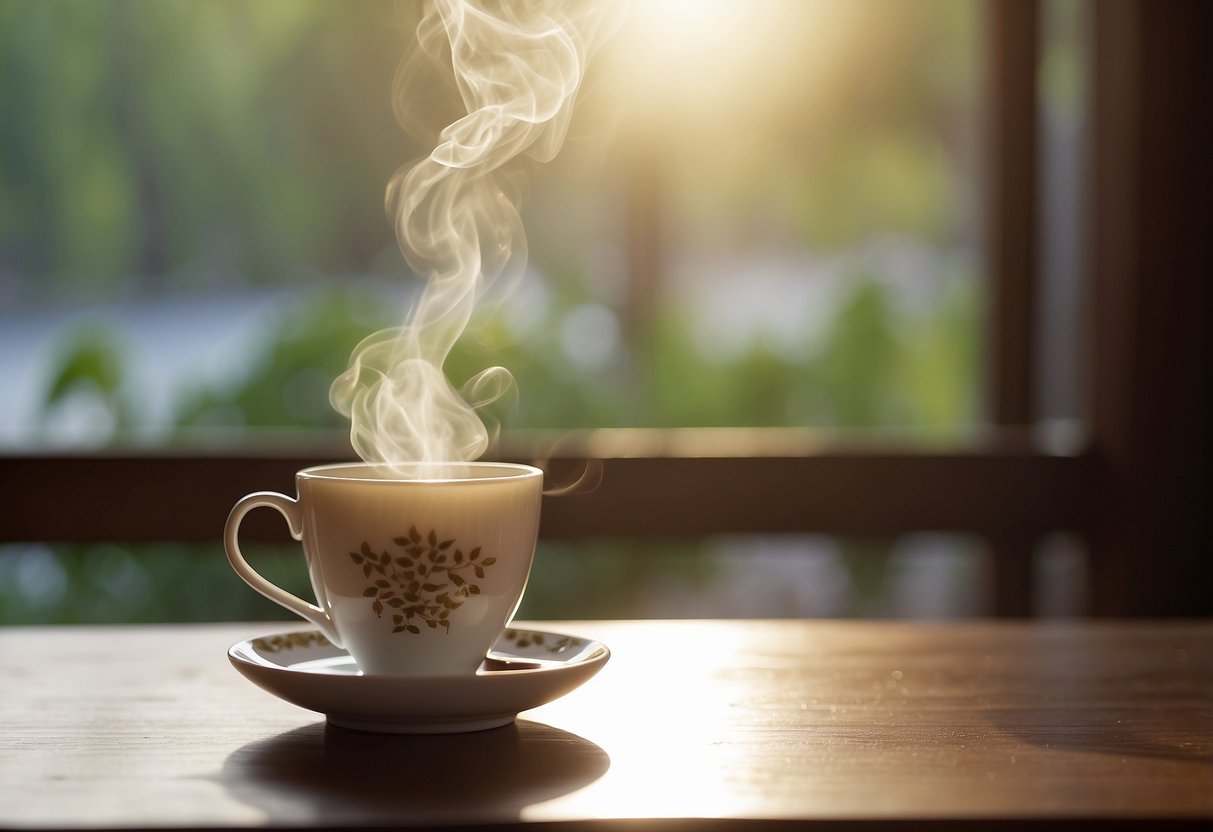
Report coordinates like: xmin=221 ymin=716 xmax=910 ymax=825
xmin=331 ymin=0 xmax=621 ymax=470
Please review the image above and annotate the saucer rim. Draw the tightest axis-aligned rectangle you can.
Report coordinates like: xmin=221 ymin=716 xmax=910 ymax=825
xmin=227 ymin=625 xmax=610 ymax=681
xmin=226 ymin=625 xmax=610 ymax=732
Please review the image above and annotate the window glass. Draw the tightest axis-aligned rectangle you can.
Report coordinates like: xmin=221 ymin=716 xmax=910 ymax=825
xmin=1 ymin=1 xmax=1007 ymax=623
xmin=1036 ymin=0 xmax=1087 ymax=422
xmin=2 ymin=534 xmax=1046 ymax=625
xmin=1 ymin=0 xmax=983 ymax=447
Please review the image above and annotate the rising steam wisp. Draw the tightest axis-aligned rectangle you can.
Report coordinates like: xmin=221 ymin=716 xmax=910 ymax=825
xmin=331 ymin=0 xmax=621 ymax=473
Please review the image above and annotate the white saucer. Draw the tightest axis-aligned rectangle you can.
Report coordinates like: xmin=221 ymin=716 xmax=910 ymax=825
xmin=228 ymin=626 xmax=610 ymax=734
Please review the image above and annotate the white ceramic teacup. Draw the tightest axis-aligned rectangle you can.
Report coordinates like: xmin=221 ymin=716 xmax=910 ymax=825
xmin=224 ymin=462 xmax=543 ymax=676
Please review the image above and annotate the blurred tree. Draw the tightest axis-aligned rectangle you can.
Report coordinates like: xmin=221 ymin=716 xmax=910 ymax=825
xmin=173 ymin=288 xmax=394 ymax=432
xmin=1 ymin=0 xmax=986 ymax=623
xmin=0 ymin=0 xmax=410 ymax=302
xmin=38 ymin=324 xmax=134 ymax=442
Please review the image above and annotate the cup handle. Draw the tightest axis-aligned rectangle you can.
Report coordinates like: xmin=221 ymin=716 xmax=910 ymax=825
xmin=224 ymin=491 xmax=340 ymax=645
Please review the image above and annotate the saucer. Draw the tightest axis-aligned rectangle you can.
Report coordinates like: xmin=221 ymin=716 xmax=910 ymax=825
xmin=228 ymin=626 xmax=610 ymax=734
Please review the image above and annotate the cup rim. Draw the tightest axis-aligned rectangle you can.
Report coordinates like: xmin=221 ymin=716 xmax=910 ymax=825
xmin=297 ymin=461 xmax=543 ymax=485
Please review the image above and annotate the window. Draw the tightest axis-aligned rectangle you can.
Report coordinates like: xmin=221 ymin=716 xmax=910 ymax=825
xmin=2 ymin=0 xmax=1209 ymax=620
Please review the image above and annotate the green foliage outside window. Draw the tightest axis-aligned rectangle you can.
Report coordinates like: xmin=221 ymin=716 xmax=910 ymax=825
xmin=1 ymin=0 xmax=987 ymax=622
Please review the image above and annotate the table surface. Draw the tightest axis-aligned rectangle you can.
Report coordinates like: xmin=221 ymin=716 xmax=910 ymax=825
xmin=2 ymin=619 xmax=1211 ymax=830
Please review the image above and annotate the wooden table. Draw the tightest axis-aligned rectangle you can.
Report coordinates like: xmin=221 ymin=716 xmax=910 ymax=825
xmin=2 ymin=620 xmax=1211 ymax=829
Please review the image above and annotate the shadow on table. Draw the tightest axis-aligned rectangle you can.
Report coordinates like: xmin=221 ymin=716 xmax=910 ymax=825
xmin=987 ymin=709 xmax=1213 ymax=767
xmin=970 ymin=632 xmax=1213 ymax=768
xmin=219 ymin=719 xmax=610 ymax=825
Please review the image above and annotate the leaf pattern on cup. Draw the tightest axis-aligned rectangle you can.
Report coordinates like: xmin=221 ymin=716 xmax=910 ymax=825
xmin=349 ymin=525 xmax=497 ymax=634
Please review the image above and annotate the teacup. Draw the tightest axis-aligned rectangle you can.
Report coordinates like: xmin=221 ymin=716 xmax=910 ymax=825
xmin=224 ymin=462 xmax=543 ymax=675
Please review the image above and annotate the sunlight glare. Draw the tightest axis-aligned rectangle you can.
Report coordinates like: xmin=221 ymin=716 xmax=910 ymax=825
xmin=610 ymin=0 xmax=785 ymax=126
xmin=522 ymin=622 xmax=775 ymax=820
xmin=605 ymin=0 xmax=868 ymax=138
xmin=631 ymin=0 xmax=749 ymax=61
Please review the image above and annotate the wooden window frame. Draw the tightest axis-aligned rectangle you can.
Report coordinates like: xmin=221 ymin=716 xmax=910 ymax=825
xmin=1 ymin=0 xmax=1209 ymax=617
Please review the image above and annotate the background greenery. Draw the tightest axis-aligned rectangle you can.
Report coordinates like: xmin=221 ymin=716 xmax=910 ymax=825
xmin=1 ymin=0 xmax=993 ymax=623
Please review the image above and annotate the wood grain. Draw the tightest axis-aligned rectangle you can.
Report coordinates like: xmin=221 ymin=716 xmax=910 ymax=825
xmin=1 ymin=620 xmax=1209 ymax=829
